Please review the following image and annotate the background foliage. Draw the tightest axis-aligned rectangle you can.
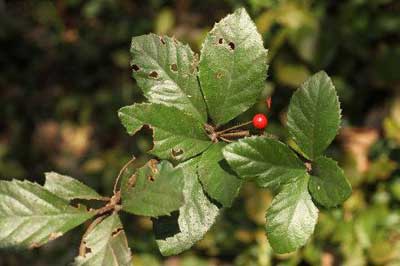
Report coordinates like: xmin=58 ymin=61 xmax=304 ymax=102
xmin=0 ymin=0 xmax=399 ymax=265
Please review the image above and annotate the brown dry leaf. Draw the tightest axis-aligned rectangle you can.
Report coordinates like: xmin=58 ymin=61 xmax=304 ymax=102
xmin=339 ymin=127 xmax=379 ymax=173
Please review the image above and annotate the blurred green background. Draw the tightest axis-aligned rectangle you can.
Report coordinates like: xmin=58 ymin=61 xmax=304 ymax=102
xmin=1 ymin=0 xmax=400 ymax=265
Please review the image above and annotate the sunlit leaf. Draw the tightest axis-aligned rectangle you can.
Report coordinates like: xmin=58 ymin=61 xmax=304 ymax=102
xmin=118 ymin=103 xmax=211 ymax=161
xmin=74 ymin=214 xmax=132 ymax=266
xmin=287 ymin=71 xmax=341 ymax=159
xmin=197 ymin=143 xmax=242 ymax=207
xmin=121 ymin=160 xmax=184 ymax=218
xmin=44 ymin=172 xmax=103 ymax=201
xmin=199 ymin=8 xmax=268 ymax=125
xmin=266 ymin=174 xmax=318 ymax=253
xmin=153 ymin=157 xmax=220 ymax=255
xmin=0 ymin=180 xmax=94 ymax=249
xmin=131 ymin=33 xmax=207 ymax=122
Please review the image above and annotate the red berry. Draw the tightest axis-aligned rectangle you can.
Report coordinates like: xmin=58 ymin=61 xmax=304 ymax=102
xmin=252 ymin=114 xmax=268 ymax=129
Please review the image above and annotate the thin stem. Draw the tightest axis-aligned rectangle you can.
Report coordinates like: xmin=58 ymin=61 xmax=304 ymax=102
xmin=220 ymin=136 xmax=233 ymax=143
xmin=96 ymin=191 xmax=121 ymax=216
xmin=220 ymin=130 xmax=250 ymax=139
xmin=113 ymin=156 xmax=136 ymax=194
xmin=216 ymin=120 xmax=252 ymax=135
xmin=79 ymin=216 xmax=106 ymax=256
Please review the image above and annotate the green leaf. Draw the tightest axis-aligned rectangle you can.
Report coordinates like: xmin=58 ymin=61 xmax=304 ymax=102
xmin=0 ymin=180 xmax=94 ymax=248
xmin=199 ymin=8 xmax=268 ymax=125
xmin=153 ymin=157 xmax=220 ymax=256
xmin=44 ymin=172 xmax=103 ymax=201
xmin=74 ymin=214 xmax=132 ymax=266
xmin=308 ymin=156 xmax=352 ymax=208
xmin=197 ymin=143 xmax=242 ymax=207
xmin=121 ymin=160 xmax=185 ymax=217
xmin=130 ymin=33 xmax=207 ymax=123
xmin=118 ymin=103 xmax=211 ymax=161
xmin=222 ymin=136 xmax=306 ymax=189
xmin=266 ymin=174 xmax=318 ymax=254
xmin=287 ymin=71 xmax=341 ymax=159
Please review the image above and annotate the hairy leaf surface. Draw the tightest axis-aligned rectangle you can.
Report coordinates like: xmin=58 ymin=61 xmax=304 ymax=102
xmin=198 ymin=143 xmax=242 ymax=207
xmin=121 ymin=160 xmax=184 ymax=218
xmin=74 ymin=214 xmax=132 ymax=266
xmin=0 ymin=180 xmax=94 ymax=248
xmin=223 ymin=136 xmax=306 ymax=189
xmin=118 ymin=103 xmax=211 ymax=161
xmin=131 ymin=33 xmax=207 ymax=122
xmin=287 ymin=71 xmax=341 ymax=159
xmin=199 ymin=8 xmax=268 ymax=125
xmin=44 ymin=172 xmax=103 ymax=201
xmin=153 ymin=157 xmax=220 ymax=255
xmin=309 ymin=156 xmax=352 ymax=207
xmin=266 ymin=174 xmax=318 ymax=253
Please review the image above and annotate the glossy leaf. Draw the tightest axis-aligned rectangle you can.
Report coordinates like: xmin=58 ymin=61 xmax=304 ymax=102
xmin=74 ymin=214 xmax=132 ymax=266
xmin=287 ymin=71 xmax=341 ymax=159
xmin=0 ymin=180 xmax=94 ymax=249
xmin=197 ymin=143 xmax=242 ymax=207
xmin=266 ymin=174 xmax=318 ymax=253
xmin=153 ymin=157 xmax=220 ymax=255
xmin=121 ymin=160 xmax=184 ymax=218
xmin=44 ymin=172 xmax=103 ymax=201
xmin=309 ymin=156 xmax=352 ymax=207
xmin=130 ymin=33 xmax=207 ymax=122
xmin=199 ymin=8 xmax=268 ymax=125
xmin=118 ymin=103 xmax=211 ymax=161
xmin=223 ymin=136 xmax=306 ymax=189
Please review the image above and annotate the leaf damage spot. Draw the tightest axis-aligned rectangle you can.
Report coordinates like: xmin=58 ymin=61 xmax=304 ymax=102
xmin=171 ymin=148 xmax=183 ymax=158
xmin=170 ymin=63 xmax=178 ymax=72
xmin=305 ymin=162 xmax=312 ymax=172
xmin=159 ymin=36 xmax=166 ymax=45
xmin=149 ymin=71 xmax=159 ymax=79
xmin=148 ymin=159 xmax=159 ymax=174
xmin=29 ymin=242 xmax=41 ymax=249
xmin=132 ymin=64 xmax=140 ymax=71
xmin=228 ymin=42 xmax=235 ymax=50
xmin=215 ymin=72 xmax=223 ymax=79
xmin=111 ymin=227 xmax=123 ymax=237
xmin=218 ymin=38 xmax=224 ymax=44
xmin=128 ymin=174 xmax=137 ymax=188
xmin=49 ymin=232 xmax=63 ymax=241
xmin=85 ymin=246 xmax=92 ymax=255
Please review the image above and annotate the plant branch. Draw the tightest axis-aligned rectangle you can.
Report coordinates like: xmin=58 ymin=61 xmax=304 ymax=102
xmin=216 ymin=121 xmax=252 ymax=135
xmin=113 ymin=156 xmax=136 ymax=194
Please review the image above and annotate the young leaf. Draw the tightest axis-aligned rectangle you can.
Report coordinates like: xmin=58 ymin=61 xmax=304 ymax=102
xmin=118 ymin=103 xmax=211 ymax=161
xmin=287 ymin=71 xmax=341 ymax=160
xmin=74 ymin=214 xmax=132 ymax=266
xmin=199 ymin=8 xmax=268 ymax=125
xmin=44 ymin=172 xmax=103 ymax=201
xmin=197 ymin=143 xmax=242 ymax=207
xmin=0 ymin=180 xmax=94 ymax=249
xmin=130 ymin=33 xmax=207 ymax=122
xmin=266 ymin=174 xmax=318 ymax=254
xmin=223 ymin=136 xmax=306 ymax=189
xmin=308 ymin=156 xmax=352 ymax=207
xmin=153 ymin=157 xmax=220 ymax=256
xmin=121 ymin=160 xmax=185 ymax=218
